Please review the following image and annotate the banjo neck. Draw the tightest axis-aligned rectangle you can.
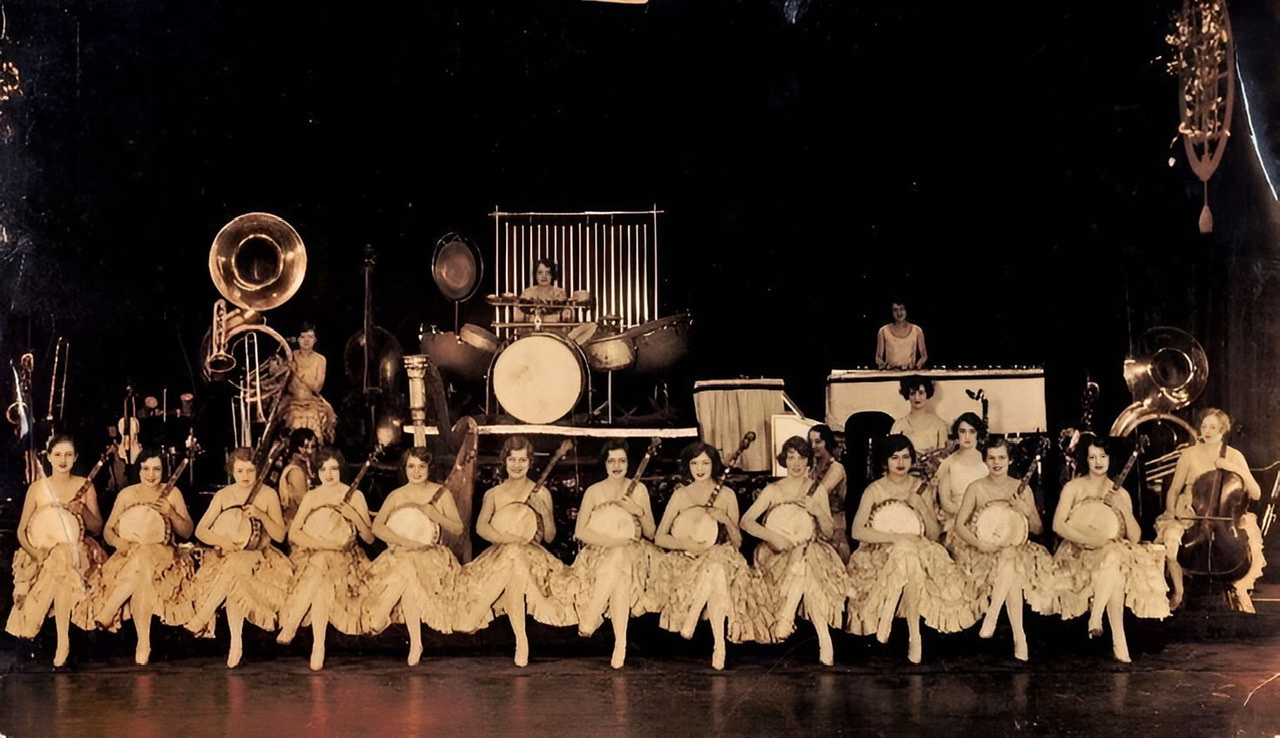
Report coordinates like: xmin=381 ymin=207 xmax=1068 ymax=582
xmin=342 ymin=444 xmax=384 ymax=506
xmin=241 ymin=438 xmax=288 ymax=510
xmin=709 ymin=431 xmax=756 ymax=506
xmin=620 ymin=437 xmax=662 ymax=502
xmin=520 ymin=439 xmax=574 ymax=505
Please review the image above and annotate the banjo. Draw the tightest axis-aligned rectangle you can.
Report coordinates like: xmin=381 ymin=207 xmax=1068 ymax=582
xmin=670 ymin=432 xmax=756 ymax=549
xmin=298 ymin=444 xmax=383 ymax=550
xmin=1066 ymin=436 xmax=1147 ymax=547
xmin=762 ymin=457 xmax=832 ymax=551
xmin=584 ymin=437 xmax=661 ymax=544
xmin=115 ymin=439 xmax=200 ymax=546
xmin=384 ymin=440 xmax=480 ymax=548
xmin=867 ymin=450 xmax=940 ymax=538
xmin=971 ymin=437 xmax=1048 ymax=548
xmin=25 ymin=443 xmax=115 ymax=551
xmin=489 ymin=439 xmax=573 ymax=544
xmin=208 ymin=438 xmax=289 ymax=552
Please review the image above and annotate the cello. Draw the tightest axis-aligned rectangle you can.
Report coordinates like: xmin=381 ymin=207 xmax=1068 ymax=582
xmin=1176 ymin=435 xmax=1252 ymax=581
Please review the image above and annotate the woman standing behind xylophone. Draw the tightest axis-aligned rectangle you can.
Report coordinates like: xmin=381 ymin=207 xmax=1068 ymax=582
xmin=656 ymin=440 xmax=775 ymax=670
xmin=570 ymin=439 xmax=667 ymax=669
xmin=365 ymin=447 xmax=468 ymax=667
xmin=6 ymin=434 xmax=108 ymax=667
xmin=95 ymin=447 xmax=197 ymax=665
xmin=741 ymin=436 xmax=847 ymax=666
xmin=185 ymin=447 xmax=291 ymax=668
xmin=459 ymin=435 xmax=576 ymax=667
xmin=1053 ymin=435 xmax=1169 ymax=663
xmin=276 ymin=447 xmax=375 ymax=670
xmin=949 ymin=437 xmax=1055 ymax=661
xmin=846 ymin=434 xmax=973 ymax=663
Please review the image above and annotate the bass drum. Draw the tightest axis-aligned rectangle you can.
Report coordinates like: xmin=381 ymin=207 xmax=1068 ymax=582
xmin=492 ymin=332 xmax=587 ymax=424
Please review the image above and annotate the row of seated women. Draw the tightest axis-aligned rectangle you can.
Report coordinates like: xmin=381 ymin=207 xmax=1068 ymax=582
xmin=5 ymin=424 xmax=1176 ymax=671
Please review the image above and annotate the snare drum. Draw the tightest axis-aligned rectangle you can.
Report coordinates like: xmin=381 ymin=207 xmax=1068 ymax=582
xmin=972 ymin=501 xmax=1029 ymax=548
xmin=867 ymin=499 xmax=924 ymax=536
xmin=1065 ymin=498 xmax=1124 ymax=545
xmin=384 ymin=505 xmax=440 ymax=546
xmin=492 ymin=332 xmax=587 ymax=424
xmin=116 ymin=505 xmax=172 ymax=545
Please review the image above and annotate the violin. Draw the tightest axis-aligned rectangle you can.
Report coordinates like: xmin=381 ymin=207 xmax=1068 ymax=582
xmin=1176 ymin=439 xmax=1252 ymax=580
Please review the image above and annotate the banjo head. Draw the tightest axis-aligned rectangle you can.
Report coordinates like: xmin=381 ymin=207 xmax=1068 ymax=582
xmin=117 ymin=505 xmax=171 ymax=545
xmin=973 ymin=500 xmax=1029 ymax=547
xmin=763 ymin=502 xmax=816 ymax=548
xmin=210 ymin=506 xmax=263 ymax=551
xmin=490 ymin=502 xmax=538 ymax=543
xmin=25 ymin=506 xmax=84 ymax=550
xmin=385 ymin=505 xmax=440 ymax=546
xmin=585 ymin=501 xmax=641 ymax=542
xmin=868 ymin=499 xmax=924 ymax=536
xmin=670 ymin=506 xmax=719 ymax=548
xmin=299 ymin=505 xmax=357 ymax=549
xmin=1066 ymin=498 xmax=1124 ymax=544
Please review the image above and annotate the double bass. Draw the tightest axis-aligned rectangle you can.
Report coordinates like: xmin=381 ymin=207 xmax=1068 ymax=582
xmin=341 ymin=245 xmax=408 ymax=452
xmin=1176 ymin=438 xmax=1252 ymax=581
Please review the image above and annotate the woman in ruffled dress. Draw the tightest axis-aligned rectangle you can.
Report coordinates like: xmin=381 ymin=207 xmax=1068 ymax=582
xmin=655 ymin=440 xmax=775 ymax=670
xmin=570 ymin=439 xmax=667 ymax=669
xmin=949 ymin=437 xmax=1055 ymax=661
xmin=846 ymin=434 xmax=973 ymax=663
xmin=276 ymin=447 xmax=374 ymax=670
xmin=365 ymin=447 xmax=467 ymax=666
xmin=1053 ymin=435 xmax=1169 ymax=663
xmin=185 ymin=447 xmax=291 ymax=668
xmin=95 ymin=447 xmax=196 ymax=665
xmin=741 ymin=436 xmax=847 ymax=666
xmin=459 ymin=436 xmax=576 ymax=667
xmin=6 ymin=434 xmax=108 ymax=667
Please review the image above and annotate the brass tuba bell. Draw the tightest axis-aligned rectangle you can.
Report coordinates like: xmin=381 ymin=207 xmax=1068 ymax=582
xmin=203 ymin=213 xmax=306 ymax=447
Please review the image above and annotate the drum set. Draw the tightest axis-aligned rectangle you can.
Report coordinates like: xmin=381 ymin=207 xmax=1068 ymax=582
xmin=421 ymin=293 xmax=693 ymax=425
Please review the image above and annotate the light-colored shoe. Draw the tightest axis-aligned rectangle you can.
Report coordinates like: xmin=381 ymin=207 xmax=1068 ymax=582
xmin=711 ymin=645 xmax=726 ymax=671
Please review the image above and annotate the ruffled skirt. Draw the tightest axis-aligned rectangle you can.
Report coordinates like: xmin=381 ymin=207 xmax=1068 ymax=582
xmin=364 ymin=544 xmax=460 ymax=634
xmin=1053 ymin=540 xmax=1169 ymax=620
xmin=186 ymin=547 xmax=293 ymax=636
xmin=658 ymin=544 xmax=776 ymax=644
xmin=279 ymin=546 xmax=371 ymax=636
xmin=569 ymin=540 xmax=672 ymax=633
xmin=845 ymin=539 xmax=976 ymax=635
xmin=454 ymin=542 xmax=578 ymax=631
xmin=92 ymin=543 xmax=198 ymax=630
xmin=5 ymin=538 xmax=108 ymax=638
xmin=949 ymin=536 xmax=1057 ymax=617
xmin=757 ymin=540 xmax=848 ymax=630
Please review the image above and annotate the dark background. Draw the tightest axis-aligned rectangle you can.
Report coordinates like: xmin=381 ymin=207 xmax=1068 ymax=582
xmin=1 ymin=1 xmax=1280 ymax=484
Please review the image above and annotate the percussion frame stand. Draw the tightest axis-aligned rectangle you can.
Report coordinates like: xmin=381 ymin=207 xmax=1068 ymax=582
xmin=591 ymin=370 xmax=626 ymax=424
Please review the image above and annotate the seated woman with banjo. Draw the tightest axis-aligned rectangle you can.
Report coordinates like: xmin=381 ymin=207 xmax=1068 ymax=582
xmin=6 ymin=433 xmax=109 ymax=667
xmin=949 ymin=437 xmax=1055 ymax=661
xmin=740 ymin=436 xmax=848 ymax=666
xmin=1053 ymin=435 xmax=1169 ymax=663
xmin=459 ymin=435 xmax=577 ymax=667
xmin=365 ymin=447 xmax=469 ymax=667
xmin=569 ymin=438 xmax=667 ymax=669
xmin=276 ymin=446 xmax=377 ymax=670
xmin=655 ymin=437 xmax=775 ymax=671
xmin=846 ymin=434 xmax=972 ymax=664
xmin=185 ymin=446 xmax=292 ymax=669
xmin=94 ymin=446 xmax=198 ymax=665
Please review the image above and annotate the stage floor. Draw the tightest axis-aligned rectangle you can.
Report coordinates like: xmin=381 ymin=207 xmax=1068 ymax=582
xmin=3 ymin=612 xmax=1279 ymax=736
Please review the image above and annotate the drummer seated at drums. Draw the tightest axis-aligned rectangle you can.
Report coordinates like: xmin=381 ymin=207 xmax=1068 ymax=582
xmin=517 ymin=258 xmax=575 ymax=324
